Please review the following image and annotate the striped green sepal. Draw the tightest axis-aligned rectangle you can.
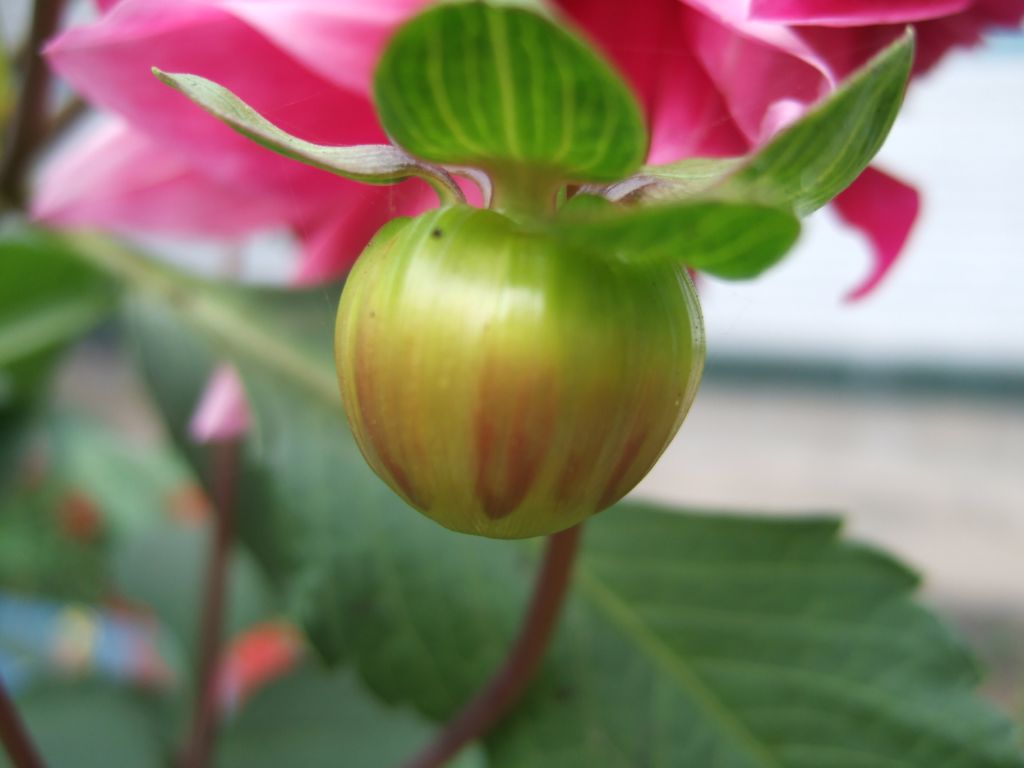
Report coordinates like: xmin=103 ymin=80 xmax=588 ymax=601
xmin=373 ymin=2 xmax=648 ymax=186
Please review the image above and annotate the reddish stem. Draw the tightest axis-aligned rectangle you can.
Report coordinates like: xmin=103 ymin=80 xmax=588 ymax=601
xmin=0 ymin=0 xmax=64 ymax=207
xmin=401 ymin=524 xmax=583 ymax=768
xmin=179 ymin=440 xmax=240 ymax=768
xmin=0 ymin=675 xmax=46 ymax=768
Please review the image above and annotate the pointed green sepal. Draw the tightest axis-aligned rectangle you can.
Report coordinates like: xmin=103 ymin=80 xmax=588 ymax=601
xmin=152 ymin=68 xmax=463 ymax=202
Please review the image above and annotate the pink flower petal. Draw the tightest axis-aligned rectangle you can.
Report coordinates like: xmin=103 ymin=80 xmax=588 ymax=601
xmin=44 ymin=0 xmax=384 ymax=215
xmin=213 ymin=0 xmax=432 ymax=97
xmin=681 ymin=5 xmax=830 ymax=145
xmin=33 ymin=117 xmax=285 ymax=236
xmin=912 ymin=0 xmax=1024 ymax=75
xmin=749 ymin=0 xmax=971 ymax=25
xmin=294 ymin=181 xmax=438 ymax=284
xmin=294 ymin=175 xmax=484 ymax=285
xmin=791 ymin=25 xmax=905 ymax=80
xmin=832 ymin=166 xmax=921 ymax=301
xmin=556 ymin=0 xmax=749 ymax=162
xmin=681 ymin=0 xmax=838 ymax=83
xmin=189 ymin=365 xmax=251 ymax=442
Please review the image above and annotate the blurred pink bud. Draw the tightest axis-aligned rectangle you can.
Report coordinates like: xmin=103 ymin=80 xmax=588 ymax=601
xmin=189 ymin=365 xmax=250 ymax=443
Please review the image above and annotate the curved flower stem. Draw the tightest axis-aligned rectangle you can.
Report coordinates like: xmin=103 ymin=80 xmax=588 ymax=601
xmin=0 ymin=676 xmax=46 ymax=768
xmin=401 ymin=524 xmax=583 ymax=768
xmin=179 ymin=440 xmax=240 ymax=768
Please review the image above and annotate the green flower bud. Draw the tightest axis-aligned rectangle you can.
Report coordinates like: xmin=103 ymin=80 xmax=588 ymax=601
xmin=335 ymin=205 xmax=705 ymax=538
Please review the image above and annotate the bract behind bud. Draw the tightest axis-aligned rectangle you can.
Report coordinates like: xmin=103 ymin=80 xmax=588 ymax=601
xmin=335 ymin=206 xmax=704 ymax=538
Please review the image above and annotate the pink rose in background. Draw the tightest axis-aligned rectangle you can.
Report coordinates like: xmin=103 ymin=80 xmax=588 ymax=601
xmin=33 ymin=0 xmax=1023 ymax=438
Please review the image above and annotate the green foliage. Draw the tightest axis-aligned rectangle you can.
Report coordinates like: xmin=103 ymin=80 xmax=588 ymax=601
xmin=0 ymin=476 xmax=108 ymax=603
xmin=125 ymin=297 xmax=294 ymax=585
xmin=111 ymin=519 xmax=277 ymax=661
xmin=630 ymin=31 xmax=915 ymax=214
xmin=374 ymin=2 xmax=647 ymax=185
xmin=0 ymin=229 xmax=114 ymax=406
xmin=48 ymin=412 xmax=194 ymax=537
xmin=121 ymin=258 xmax=1024 ymax=767
xmin=0 ymin=410 xmax=193 ymax=603
xmin=552 ymin=195 xmax=800 ymax=279
xmin=217 ymin=665 xmax=485 ymax=768
xmin=0 ymin=683 xmax=164 ymax=768
xmin=0 ymin=229 xmax=114 ymax=482
xmin=494 ymin=512 xmax=1022 ymax=766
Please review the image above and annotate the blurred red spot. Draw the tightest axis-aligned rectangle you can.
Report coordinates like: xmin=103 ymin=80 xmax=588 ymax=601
xmin=57 ymin=491 xmax=102 ymax=540
xmin=168 ymin=483 xmax=212 ymax=525
xmin=217 ymin=622 xmax=304 ymax=714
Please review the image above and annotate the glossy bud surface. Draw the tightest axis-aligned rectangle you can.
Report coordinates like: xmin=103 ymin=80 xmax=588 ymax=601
xmin=335 ymin=206 xmax=705 ymax=538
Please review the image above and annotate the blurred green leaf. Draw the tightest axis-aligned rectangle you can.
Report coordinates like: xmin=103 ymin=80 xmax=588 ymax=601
xmin=0 ymin=406 xmax=34 ymax=490
xmin=0 ymin=228 xmax=115 ymax=483
xmin=125 ymin=289 xmax=332 ymax=590
xmin=115 ymin=258 xmax=1023 ymax=766
xmin=374 ymin=2 xmax=646 ymax=187
xmin=0 ymin=408 xmax=208 ymax=603
xmin=0 ymin=478 xmax=107 ymax=603
xmin=0 ymin=229 xmax=115 ymax=405
xmin=551 ymin=195 xmax=800 ymax=279
xmin=49 ymin=411 xmax=195 ymax=537
xmin=629 ymin=30 xmax=914 ymax=215
xmin=0 ymin=683 xmax=164 ymax=768
xmin=216 ymin=665 xmax=485 ymax=768
xmin=112 ymin=518 xmax=277 ymax=662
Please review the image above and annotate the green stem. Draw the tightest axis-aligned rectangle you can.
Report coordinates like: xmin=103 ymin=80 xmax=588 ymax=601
xmin=488 ymin=168 xmax=560 ymax=219
xmin=400 ymin=524 xmax=583 ymax=768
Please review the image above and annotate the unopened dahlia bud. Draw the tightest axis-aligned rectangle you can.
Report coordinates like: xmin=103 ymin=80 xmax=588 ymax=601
xmin=335 ymin=205 xmax=704 ymax=538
